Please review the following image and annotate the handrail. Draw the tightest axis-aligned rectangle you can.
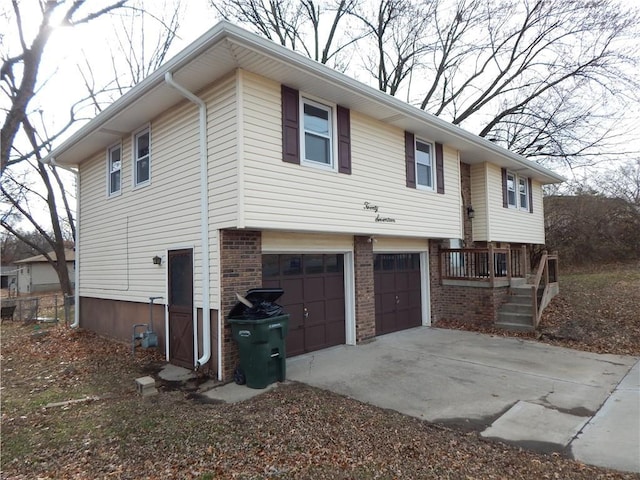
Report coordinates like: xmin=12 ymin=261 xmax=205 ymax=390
xmin=530 ymin=252 xmax=560 ymax=327
xmin=530 ymin=252 xmax=548 ymax=327
xmin=440 ymin=247 xmax=524 ymax=281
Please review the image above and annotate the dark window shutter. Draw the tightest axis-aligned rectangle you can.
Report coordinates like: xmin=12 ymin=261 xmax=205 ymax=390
xmin=405 ymin=131 xmax=416 ymax=188
xmin=435 ymin=142 xmax=445 ymax=194
xmin=337 ymin=105 xmax=351 ymax=174
xmin=528 ymin=177 xmax=533 ymax=213
xmin=501 ymin=168 xmax=508 ymax=208
xmin=281 ymin=85 xmax=299 ymax=164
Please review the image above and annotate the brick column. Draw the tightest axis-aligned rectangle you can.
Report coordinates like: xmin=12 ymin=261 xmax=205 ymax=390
xmin=429 ymin=239 xmax=444 ymax=324
xmin=220 ymin=229 xmax=262 ymax=382
xmin=354 ymin=236 xmax=375 ymax=342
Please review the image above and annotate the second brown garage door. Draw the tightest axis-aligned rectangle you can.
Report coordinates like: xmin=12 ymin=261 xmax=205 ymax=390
xmin=374 ymin=253 xmax=422 ymax=335
xmin=262 ymin=254 xmax=346 ymax=357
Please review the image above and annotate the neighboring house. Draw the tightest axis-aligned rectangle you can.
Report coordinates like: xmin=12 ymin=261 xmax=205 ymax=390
xmin=44 ymin=22 xmax=563 ymax=380
xmin=1 ymin=265 xmax=18 ymax=290
xmin=14 ymin=250 xmax=75 ymax=294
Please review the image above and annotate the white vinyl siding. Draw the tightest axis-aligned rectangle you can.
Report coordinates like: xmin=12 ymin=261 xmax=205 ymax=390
xmin=202 ymin=73 xmax=238 ymax=230
xmin=470 ymin=163 xmax=488 ymax=241
xmin=79 ymin=99 xmax=204 ymax=305
xmin=474 ymin=163 xmax=544 ymax=244
xmin=373 ymin=237 xmax=429 ymax=252
xmin=240 ymin=72 xmax=462 ymax=239
xmin=262 ymin=231 xmax=353 ymax=252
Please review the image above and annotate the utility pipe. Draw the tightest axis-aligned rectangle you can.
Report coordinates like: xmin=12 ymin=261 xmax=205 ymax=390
xmin=164 ymin=72 xmax=212 ymax=370
xmin=45 ymin=158 xmax=80 ymax=328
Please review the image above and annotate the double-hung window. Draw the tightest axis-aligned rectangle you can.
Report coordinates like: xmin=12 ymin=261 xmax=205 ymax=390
xmin=108 ymin=144 xmax=122 ymax=196
xmin=506 ymin=171 xmax=517 ymax=208
xmin=301 ymin=98 xmax=333 ymax=168
xmin=518 ymin=177 xmax=528 ymax=210
xmin=503 ymin=169 xmax=532 ymax=212
xmin=416 ymin=139 xmax=434 ymax=189
xmin=134 ymin=127 xmax=150 ymax=186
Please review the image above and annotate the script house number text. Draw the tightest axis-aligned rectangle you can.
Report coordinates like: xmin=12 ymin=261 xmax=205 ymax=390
xmin=363 ymin=202 xmax=396 ymax=223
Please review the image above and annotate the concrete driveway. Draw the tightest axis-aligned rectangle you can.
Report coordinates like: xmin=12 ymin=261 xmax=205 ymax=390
xmin=286 ymin=327 xmax=640 ymax=473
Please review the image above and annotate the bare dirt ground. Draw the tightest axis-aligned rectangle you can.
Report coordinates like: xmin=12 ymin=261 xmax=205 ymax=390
xmin=2 ymin=264 xmax=639 ymax=479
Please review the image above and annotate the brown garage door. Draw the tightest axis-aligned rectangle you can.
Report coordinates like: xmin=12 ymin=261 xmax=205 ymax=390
xmin=262 ymin=254 xmax=346 ymax=357
xmin=374 ymin=253 xmax=422 ymax=335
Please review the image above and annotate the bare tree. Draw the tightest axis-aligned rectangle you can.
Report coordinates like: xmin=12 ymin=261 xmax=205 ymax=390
xmin=1 ymin=0 xmax=128 ymax=174
xmin=214 ymin=0 xmax=640 ymax=170
xmin=596 ymin=159 xmax=640 ymax=206
xmin=412 ymin=0 xmax=639 ymax=166
xmin=211 ymin=0 xmax=362 ymax=68
xmin=1 ymin=0 xmax=180 ymax=295
xmin=350 ymin=0 xmax=433 ymax=96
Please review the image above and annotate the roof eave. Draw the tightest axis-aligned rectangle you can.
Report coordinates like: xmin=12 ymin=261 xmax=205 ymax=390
xmin=45 ymin=21 xmax=564 ymax=185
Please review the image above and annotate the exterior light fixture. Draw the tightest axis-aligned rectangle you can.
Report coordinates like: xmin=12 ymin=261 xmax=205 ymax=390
xmin=152 ymin=255 xmax=162 ymax=265
xmin=467 ymin=206 xmax=475 ymax=219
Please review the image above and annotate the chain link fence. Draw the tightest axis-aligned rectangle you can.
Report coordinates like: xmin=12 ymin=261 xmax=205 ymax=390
xmin=1 ymin=293 xmax=75 ymax=324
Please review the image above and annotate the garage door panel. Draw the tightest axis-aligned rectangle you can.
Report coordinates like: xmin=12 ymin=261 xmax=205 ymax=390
xmin=374 ymin=253 xmax=422 ymax=336
xmin=303 ymin=276 xmax=327 ymax=302
xmin=262 ymin=254 xmax=346 ymax=357
xmin=305 ymin=301 xmax=326 ymax=326
xmin=326 ymin=321 xmax=346 ymax=345
xmin=377 ymin=273 xmax=396 ymax=293
xmin=286 ymin=303 xmax=305 ymax=329
xmin=324 ymin=276 xmax=344 ymax=298
xmin=396 ymin=273 xmax=409 ymax=290
xmin=287 ymin=329 xmax=305 ymax=357
xmin=305 ymin=323 xmax=328 ymax=351
xmin=325 ymin=298 xmax=345 ymax=320
xmin=281 ymin=278 xmax=304 ymax=301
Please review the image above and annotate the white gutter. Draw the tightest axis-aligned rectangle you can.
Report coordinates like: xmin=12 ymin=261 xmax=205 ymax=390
xmin=164 ymin=72 xmax=212 ymax=370
xmin=46 ymin=158 xmax=80 ymax=328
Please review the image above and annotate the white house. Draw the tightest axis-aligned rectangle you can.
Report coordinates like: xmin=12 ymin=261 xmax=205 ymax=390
xmin=15 ymin=249 xmax=75 ymax=294
xmin=44 ymin=22 xmax=563 ymax=381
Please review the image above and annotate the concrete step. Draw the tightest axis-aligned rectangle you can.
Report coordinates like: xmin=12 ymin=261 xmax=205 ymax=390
xmin=509 ymin=277 xmax=527 ymax=287
xmin=495 ymin=321 xmax=535 ymax=332
xmin=497 ymin=311 xmax=533 ymax=326
xmin=511 ymin=285 xmax=534 ymax=295
xmin=500 ymin=303 xmax=533 ymax=315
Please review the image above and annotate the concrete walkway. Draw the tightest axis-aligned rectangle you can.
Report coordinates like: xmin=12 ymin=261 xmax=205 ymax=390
xmin=571 ymin=360 xmax=640 ymax=472
xmin=284 ymin=327 xmax=639 ymax=473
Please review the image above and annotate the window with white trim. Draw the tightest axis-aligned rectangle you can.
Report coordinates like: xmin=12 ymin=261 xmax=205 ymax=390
xmin=518 ymin=177 xmax=528 ymax=210
xmin=301 ymin=98 xmax=333 ymax=168
xmin=506 ymin=171 xmax=517 ymax=208
xmin=416 ymin=139 xmax=434 ymax=189
xmin=134 ymin=128 xmax=150 ymax=186
xmin=107 ymin=144 xmax=122 ymax=196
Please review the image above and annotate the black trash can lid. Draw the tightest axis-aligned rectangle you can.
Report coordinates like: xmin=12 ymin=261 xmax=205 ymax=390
xmin=243 ymin=288 xmax=284 ymax=304
xmin=228 ymin=288 xmax=285 ymax=319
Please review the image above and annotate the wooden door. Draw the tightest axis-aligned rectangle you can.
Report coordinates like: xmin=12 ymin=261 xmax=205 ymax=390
xmin=168 ymin=249 xmax=194 ymax=368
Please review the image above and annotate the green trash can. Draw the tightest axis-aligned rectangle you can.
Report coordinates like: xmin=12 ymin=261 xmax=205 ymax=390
xmin=228 ymin=288 xmax=289 ymax=389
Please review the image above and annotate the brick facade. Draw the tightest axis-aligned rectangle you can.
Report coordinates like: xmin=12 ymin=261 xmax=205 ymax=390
xmin=354 ymin=236 xmax=375 ymax=342
xmin=219 ymin=229 xmax=262 ymax=381
xmin=429 ymin=239 xmax=509 ymax=327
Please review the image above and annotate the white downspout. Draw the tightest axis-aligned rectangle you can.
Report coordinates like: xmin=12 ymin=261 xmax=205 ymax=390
xmin=47 ymin=158 xmax=80 ymax=328
xmin=164 ymin=72 xmax=211 ymax=369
